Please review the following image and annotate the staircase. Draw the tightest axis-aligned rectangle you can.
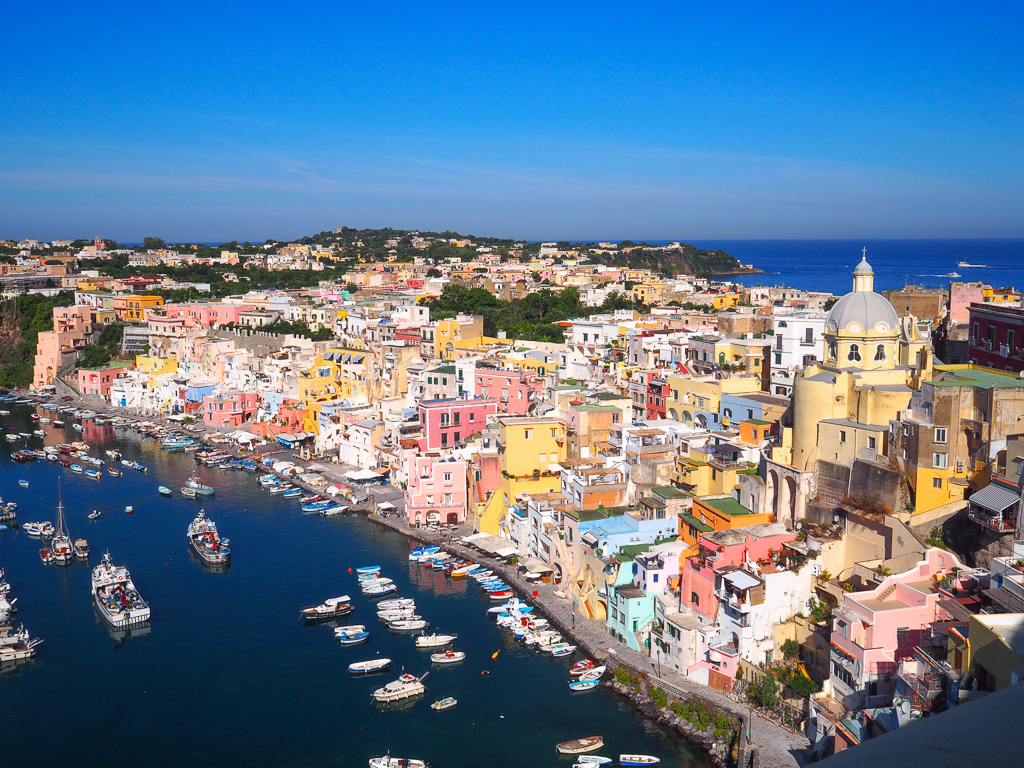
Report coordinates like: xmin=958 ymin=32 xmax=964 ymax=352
xmin=554 ymin=531 xmax=578 ymax=585
xmin=877 ymin=583 xmax=897 ymax=601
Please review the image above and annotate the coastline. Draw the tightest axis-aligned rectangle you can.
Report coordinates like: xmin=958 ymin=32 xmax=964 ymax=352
xmin=367 ymin=513 xmax=809 ymax=768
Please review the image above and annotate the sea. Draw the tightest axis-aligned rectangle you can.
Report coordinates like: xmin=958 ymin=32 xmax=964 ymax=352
xmin=679 ymin=239 xmax=1024 ymax=297
xmin=0 ymin=403 xmax=707 ymax=768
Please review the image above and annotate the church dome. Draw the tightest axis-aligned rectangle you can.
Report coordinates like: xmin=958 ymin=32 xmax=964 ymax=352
xmin=825 ymin=253 xmax=899 ymax=335
xmin=826 ymin=290 xmax=899 ymax=334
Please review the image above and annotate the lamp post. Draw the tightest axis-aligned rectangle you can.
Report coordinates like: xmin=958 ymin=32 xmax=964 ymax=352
xmin=656 ymin=647 xmax=662 ymax=677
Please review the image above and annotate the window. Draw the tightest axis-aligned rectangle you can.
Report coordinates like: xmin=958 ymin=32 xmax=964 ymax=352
xmin=933 ymin=477 xmax=942 ymax=489
xmin=934 ymin=428 xmax=947 ymax=444
xmin=691 ymin=592 xmax=699 ymax=607
xmin=868 ymin=436 xmax=876 ymax=450
xmin=723 ymin=408 xmax=732 ymax=419
xmin=1009 ymin=330 xmax=1016 ymax=349
xmin=839 ymin=430 xmax=846 ymax=444
xmin=828 ymin=340 xmax=837 ymax=359
xmin=933 ymin=452 xmax=948 ymax=468
xmin=874 ymin=344 xmax=886 ymax=361
xmin=443 ymin=493 xmax=452 ymax=505
xmin=550 ymin=428 xmax=557 ymax=438
xmin=848 ymin=344 xmax=861 ymax=362
xmin=469 ymin=412 xmax=475 ymax=422
xmin=453 ymin=432 xmax=460 ymax=442
xmin=972 ymin=322 xmax=980 ymax=343
xmin=443 ymin=473 xmax=452 ymax=483
xmin=838 ymin=620 xmax=848 ymax=638
xmin=805 ymin=328 xmax=813 ymax=344
xmin=774 ymin=353 xmax=782 ymax=365
xmin=523 ymin=429 xmax=532 ymax=440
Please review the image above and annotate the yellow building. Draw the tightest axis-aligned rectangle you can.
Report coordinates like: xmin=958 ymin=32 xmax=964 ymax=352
xmin=135 ymin=355 xmax=178 ymax=375
xmin=631 ymin=281 xmax=667 ymax=305
xmin=958 ymin=614 xmax=1024 ymax=692
xmin=113 ymin=294 xmax=165 ymax=323
xmin=665 ymin=373 xmax=761 ymax=428
xmin=477 ymin=416 xmax=567 ymax=535
xmin=710 ymin=293 xmax=740 ymax=310
xmin=297 ymin=348 xmax=368 ymax=406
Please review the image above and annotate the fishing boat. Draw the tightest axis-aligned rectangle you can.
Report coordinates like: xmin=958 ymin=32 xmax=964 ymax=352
xmin=388 ymin=618 xmax=428 ymax=632
xmin=92 ymin=551 xmax=151 ymax=627
xmin=371 ymin=672 xmax=427 ymax=703
xmin=18 ymin=480 xmax=29 ymax=488
xmin=579 ymin=665 xmax=607 ymax=681
xmin=430 ymin=697 xmax=457 ymax=711
xmin=84 ymin=468 xmax=102 ymax=480
xmin=50 ymin=484 xmax=74 ymax=566
xmin=550 ymin=643 xmax=578 ymax=657
xmin=70 ymin=463 xmax=84 ymax=473
xmin=282 ymin=488 xmax=302 ymax=498
xmin=87 ymin=510 xmax=101 ymax=521
xmin=39 ymin=546 xmax=54 ymax=564
xmin=73 ymin=538 xmax=90 ymax=560
xmin=335 ymin=625 xmax=370 ymax=644
xmin=348 ymin=657 xmax=391 ymax=674
xmin=429 ymin=649 xmax=465 ymax=664
xmin=181 ymin=486 xmax=198 ymax=499
xmin=376 ymin=598 xmax=415 ymax=611
xmin=300 ymin=595 xmax=353 ymax=622
xmin=556 ymin=737 xmax=605 ymax=755
xmin=570 ymin=659 xmax=596 ymax=676
xmin=415 ymin=633 xmax=457 ymax=649
xmin=368 ymin=757 xmax=427 ymax=768
xmin=187 ymin=510 xmax=230 ymax=565
xmin=957 ymin=261 xmax=988 ymax=268
xmin=158 ymin=486 xmax=172 ymax=497
xmin=619 ymin=756 xmax=660 ymax=766
xmin=185 ymin=475 xmax=214 ymax=496
xmin=568 ymin=679 xmax=600 ymax=691
xmin=124 ymin=506 xmax=134 ymax=515
xmin=107 ymin=467 xmax=122 ymax=477
xmin=23 ymin=521 xmax=54 ymax=537
xmin=572 ymin=757 xmax=612 ymax=767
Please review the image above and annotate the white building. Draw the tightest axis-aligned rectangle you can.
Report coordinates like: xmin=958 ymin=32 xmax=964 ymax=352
xmin=770 ymin=310 xmax=827 ymax=396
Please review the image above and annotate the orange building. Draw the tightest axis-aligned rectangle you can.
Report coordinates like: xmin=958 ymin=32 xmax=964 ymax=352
xmin=678 ymin=495 xmax=772 ymax=547
xmin=113 ymin=294 xmax=164 ymax=322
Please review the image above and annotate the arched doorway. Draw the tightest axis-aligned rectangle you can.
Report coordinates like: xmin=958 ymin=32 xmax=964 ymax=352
xmin=784 ymin=476 xmax=798 ymax=523
xmin=427 ymin=510 xmax=440 ymax=524
xmin=767 ymin=470 xmax=780 ymax=517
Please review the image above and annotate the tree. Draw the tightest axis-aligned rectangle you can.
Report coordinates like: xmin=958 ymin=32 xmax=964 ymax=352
xmin=426 ymin=268 xmax=441 ymax=278
xmin=142 ymin=236 xmax=166 ymax=250
xmin=345 ymin=283 xmax=359 ymax=294
xmin=781 ymin=639 xmax=801 ymax=661
xmin=746 ymin=673 xmax=779 ymax=709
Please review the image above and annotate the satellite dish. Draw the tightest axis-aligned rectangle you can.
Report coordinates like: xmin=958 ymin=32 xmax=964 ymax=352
xmin=899 ymin=701 xmax=911 ymax=715
xmin=797 ymin=522 xmax=803 ymax=530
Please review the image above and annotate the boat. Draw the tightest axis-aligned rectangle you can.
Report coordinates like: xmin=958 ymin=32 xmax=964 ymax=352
xmin=5 ymin=434 xmax=19 ymax=442
xmin=132 ymin=462 xmax=147 ymax=473
xmin=376 ymin=598 xmax=415 ymax=611
xmin=72 ymin=424 xmax=83 ymax=432
xmin=87 ymin=510 xmax=101 ymax=521
xmin=946 ymin=271 xmax=961 ymax=278
xmin=619 ymin=757 xmax=660 ymax=766
xmin=356 ymin=565 xmax=381 ymax=575
xmin=335 ymin=625 xmax=370 ymax=645
xmin=121 ymin=459 xmax=134 ymax=467
xmin=429 ymin=649 xmax=465 ymax=664
xmin=449 ymin=563 xmax=475 ymax=578
xmin=368 ymin=758 xmax=427 ymax=768
xmin=23 ymin=521 xmax=54 ymax=537
xmin=92 ymin=551 xmax=151 ymax=627
xmin=181 ymin=486 xmax=198 ymax=499
xmin=388 ymin=618 xmax=428 ymax=632
xmin=570 ymin=659 xmax=596 ymax=676
xmin=430 ymin=697 xmax=457 ymax=711
xmin=18 ymin=480 xmax=28 ymax=488
xmin=39 ymin=546 xmax=53 ymax=564
xmin=572 ymin=758 xmax=612 ymax=767
xmin=84 ymin=469 xmax=102 ymax=480
xmin=187 ymin=510 xmax=231 ymax=565
xmin=300 ymin=595 xmax=353 ymax=622
xmin=70 ymin=463 xmax=84 ymax=473
xmin=268 ymin=484 xmax=289 ymax=494
xmin=957 ymin=261 xmax=988 ymax=268
xmin=282 ymin=488 xmax=302 ymax=498
xmin=124 ymin=506 xmax=133 ymax=515
xmin=0 ymin=636 xmax=43 ymax=663
xmin=415 ymin=633 xmax=457 ymax=648
xmin=371 ymin=672 xmax=427 ymax=703
xmin=348 ymin=658 xmax=391 ymax=674
xmin=550 ymin=644 xmax=578 ymax=657
xmin=579 ymin=665 xmax=607 ymax=681
xmin=489 ymin=589 xmax=514 ymax=601
xmin=556 ymin=737 xmax=605 ymax=755
xmin=39 ymin=417 xmax=50 ymax=424
xmin=73 ymin=538 xmax=90 ymax=560
xmin=33 ymin=429 xmax=45 ymax=436
xmin=185 ymin=475 xmax=214 ymax=496
xmin=107 ymin=467 xmax=122 ymax=477
xmin=106 ymin=449 xmax=122 ymax=460
xmin=364 ymin=582 xmax=398 ymax=597
xmin=158 ymin=486 xmax=172 ymax=497
xmin=569 ymin=679 xmax=600 ymax=691
xmin=50 ymin=483 xmax=74 ymax=566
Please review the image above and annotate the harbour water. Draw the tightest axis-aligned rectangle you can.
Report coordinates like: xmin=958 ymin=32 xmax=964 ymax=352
xmin=0 ymin=403 xmax=707 ymax=768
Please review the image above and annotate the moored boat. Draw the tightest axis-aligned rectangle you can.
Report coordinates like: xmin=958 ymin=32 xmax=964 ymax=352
xmin=187 ymin=509 xmax=230 ymax=565
xmin=415 ymin=633 xmax=457 ymax=649
xmin=619 ymin=756 xmax=660 ymax=766
xmin=84 ymin=468 xmax=102 ymax=480
xmin=371 ymin=672 xmax=427 ymax=703
xmin=429 ymin=649 xmax=465 ymax=664
xmin=335 ymin=625 xmax=370 ymax=645
xmin=107 ymin=467 xmax=122 ymax=477
xmin=387 ymin=618 xmax=428 ymax=632
xmin=368 ymin=758 xmax=427 ymax=768
xmin=569 ymin=679 xmax=600 ymax=691
xmin=300 ymin=595 xmax=353 ymax=622
xmin=557 ymin=737 xmax=605 ymax=755
xmin=348 ymin=657 xmax=391 ymax=674
xmin=92 ymin=551 xmax=151 ymax=627
xmin=158 ymin=486 xmax=172 ymax=497
xmin=73 ymin=538 xmax=90 ymax=560
xmin=23 ymin=521 xmax=54 ymax=537
xmin=431 ymin=696 xmax=457 ymax=711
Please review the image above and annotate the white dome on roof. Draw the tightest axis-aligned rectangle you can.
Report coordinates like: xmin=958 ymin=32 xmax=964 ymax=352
xmin=826 ymin=291 xmax=899 ymax=334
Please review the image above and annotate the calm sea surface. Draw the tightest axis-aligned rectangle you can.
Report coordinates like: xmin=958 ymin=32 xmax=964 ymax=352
xmin=0 ymin=403 xmax=706 ymax=768
xmin=685 ymin=239 xmax=1024 ymax=297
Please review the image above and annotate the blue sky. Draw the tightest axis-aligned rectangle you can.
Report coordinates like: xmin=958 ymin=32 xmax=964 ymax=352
xmin=3 ymin=1 xmax=1023 ymax=242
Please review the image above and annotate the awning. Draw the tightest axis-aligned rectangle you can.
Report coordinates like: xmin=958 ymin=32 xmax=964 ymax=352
xmin=521 ymin=557 xmax=554 ymax=574
xmin=231 ymin=430 xmax=257 ymax=442
xmin=970 ymin=483 xmax=1020 ymax=514
xmin=345 ymin=469 xmax=382 ymax=481
xmin=679 ymin=513 xmax=712 ymax=533
xmin=377 ymin=501 xmax=395 ymax=510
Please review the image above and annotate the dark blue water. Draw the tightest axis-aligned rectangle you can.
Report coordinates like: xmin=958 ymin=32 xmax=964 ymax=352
xmin=685 ymin=239 xmax=1024 ymax=296
xmin=0 ymin=405 xmax=706 ymax=768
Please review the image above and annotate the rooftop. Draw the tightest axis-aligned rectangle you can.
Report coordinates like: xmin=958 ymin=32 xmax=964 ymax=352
xmin=932 ymin=365 xmax=1024 ymax=390
xmin=699 ymin=496 xmax=755 ymax=517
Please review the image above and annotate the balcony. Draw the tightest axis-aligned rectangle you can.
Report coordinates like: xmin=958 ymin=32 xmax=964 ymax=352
xmin=969 ymin=508 xmax=1015 ymax=534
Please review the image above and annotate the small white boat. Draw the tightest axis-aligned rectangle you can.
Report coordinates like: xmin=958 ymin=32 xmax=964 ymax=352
xmin=619 ymin=757 xmax=660 ymax=766
xmin=335 ymin=625 xmax=370 ymax=645
xmin=369 ymin=758 xmax=427 ymax=768
xmin=23 ymin=521 xmax=54 ymax=537
xmin=569 ymin=679 xmax=600 ymax=691
xmin=579 ymin=665 xmax=607 ymax=681
xmin=573 ymin=757 xmax=612 ymax=767
xmin=429 ymin=649 xmax=465 ymax=664
xmin=333 ymin=624 xmax=368 ymax=637
xmin=415 ymin=633 xmax=457 ymax=649
xmin=388 ymin=618 xmax=427 ymax=632
xmin=557 ymin=737 xmax=604 ymax=755
xmin=431 ymin=697 xmax=457 ymax=711
xmin=364 ymin=582 xmax=398 ymax=596
xmin=377 ymin=609 xmax=419 ymax=622
xmin=376 ymin=598 xmax=415 ymax=611
xmin=348 ymin=658 xmax=392 ymax=674
xmin=87 ymin=510 xmax=101 ymax=521
xmin=18 ymin=480 xmax=28 ymax=488
xmin=551 ymin=644 xmax=578 ymax=657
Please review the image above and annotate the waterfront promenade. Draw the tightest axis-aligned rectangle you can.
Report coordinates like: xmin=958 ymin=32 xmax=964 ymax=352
xmin=368 ymin=514 xmax=809 ymax=768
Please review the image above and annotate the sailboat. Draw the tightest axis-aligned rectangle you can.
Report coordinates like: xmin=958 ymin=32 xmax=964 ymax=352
xmin=50 ymin=480 xmax=74 ymax=566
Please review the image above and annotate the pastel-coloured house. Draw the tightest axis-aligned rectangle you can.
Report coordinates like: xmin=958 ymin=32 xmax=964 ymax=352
xmin=78 ymin=362 xmax=130 ymax=399
xmin=405 ymin=454 xmax=468 ymax=526
xmin=473 ymin=365 xmax=542 ymax=416
xmin=162 ymin=302 xmax=256 ymax=328
xmin=418 ymin=396 xmax=498 ymax=450
xmin=203 ymin=390 xmax=259 ymax=427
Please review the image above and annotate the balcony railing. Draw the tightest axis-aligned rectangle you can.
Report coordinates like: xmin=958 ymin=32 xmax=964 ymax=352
xmin=969 ymin=508 xmax=1015 ymax=533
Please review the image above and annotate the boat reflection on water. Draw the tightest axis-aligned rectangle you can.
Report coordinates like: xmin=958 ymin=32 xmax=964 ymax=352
xmin=188 ymin=546 xmax=231 ymax=574
xmin=372 ymin=696 xmax=423 ymax=713
xmin=93 ymin=606 xmax=152 ymax=649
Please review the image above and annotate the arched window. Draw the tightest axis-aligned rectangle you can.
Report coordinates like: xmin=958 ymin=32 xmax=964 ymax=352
xmin=847 ymin=343 xmax=861 ymax=362
xmin=691 ymin=592 xmax=700 ymax=607
xmin=874 ymin=344 xmax=886 ymax=361
xmin=828 ymin=340 xmax=837 ymax=360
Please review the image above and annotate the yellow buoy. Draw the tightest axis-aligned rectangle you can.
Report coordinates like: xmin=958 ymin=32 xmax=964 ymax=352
xmin=491 ymin=651 xmax=500 ymax=659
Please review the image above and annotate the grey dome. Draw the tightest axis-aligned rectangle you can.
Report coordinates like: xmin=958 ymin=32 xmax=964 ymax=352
xmin=826 ymin=290 xmax=899 ymax=333
xmin=853 ymin=255 xmax=874 ymax=275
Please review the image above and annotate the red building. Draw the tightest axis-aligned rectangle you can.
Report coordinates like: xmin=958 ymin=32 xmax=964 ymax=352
xmin=203 ymin=391 xmax=259 ymax=427
xmin=646 ymin=374 xmax=669 ymax=420
xmin=473 ymin=364 xmax=542 ymax=416
xmin=968 ymin=303 xmax=1024 ymax=374
xmin=78 ymin=363 xmax=130 ymax=399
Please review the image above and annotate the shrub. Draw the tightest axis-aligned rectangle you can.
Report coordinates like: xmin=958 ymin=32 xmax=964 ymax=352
xmin=780 ymin=639 xmax=801 ymax=661
xmin=746 ymin=673 xmax=779 ymax=709
xmin=787 ymin=673 xmax=820 ymax=698
xmin=648 ymin=685 xmax=668 ymax=708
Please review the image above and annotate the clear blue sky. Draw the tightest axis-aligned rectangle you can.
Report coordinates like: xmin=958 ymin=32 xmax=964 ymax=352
xmin=3 ymin=1 xmax=1023 ymax=242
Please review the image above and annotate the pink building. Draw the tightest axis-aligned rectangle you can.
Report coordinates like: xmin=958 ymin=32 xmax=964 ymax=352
xmin=473 ymin=366 xmax=541 ymax=416
xmin=34 ymin=306 xmax=95 ymax=389
xmin=162 ymin=302 xmax=255 ymax=328
xmin=830 ymin=548 xmax=966 ymax=710
xmin=418 ymin=397 xmax=498 ymax=450
xmin=79 ymin=363 xmax=130 ymax=399
xmin=405 ymin=454 xmax=468 ymax=526
xmin=203 ymin=390 xmax=259 ymax=427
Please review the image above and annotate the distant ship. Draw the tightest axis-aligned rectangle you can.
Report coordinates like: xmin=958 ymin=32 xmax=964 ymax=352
xmin=92 ymin=552 xmax=151 ymax=627
xmin=187 ymin=510 xmax=231 ymax=565
xmin=957 ymin=261 xmax=988 ymax=268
